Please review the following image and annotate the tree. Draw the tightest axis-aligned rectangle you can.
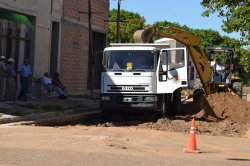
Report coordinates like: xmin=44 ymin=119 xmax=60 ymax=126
xmin=154 ymin=21 xmax=223 ymax=49
xmin=107 ymin=9 xmax=250 ymax=84
xmin=108 ymin=9 xmax=145 ymax=43
xmin=191 ymin=29 xmax=223 ymax=49
xmin=154 ymin=20 xmax=250 ymax=83
xmin=201 ymin=0 xmax=250 ymax=45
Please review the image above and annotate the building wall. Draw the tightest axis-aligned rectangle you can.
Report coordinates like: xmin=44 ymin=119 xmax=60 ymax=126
xmin=0 ymin=0 xmax=63 ymax=78
xmin=61 ymin=0 xmax=109 ymax=94
xmin=0 ymin=0 xmax=109 ymax=96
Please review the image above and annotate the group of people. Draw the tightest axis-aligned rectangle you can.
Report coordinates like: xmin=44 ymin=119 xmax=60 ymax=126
xmin=0 ymin=55 xmax=67 ymax=102
xmin=0 ymin=56 xmax=18 ymax=101
xmin=41 ymin=72 xmax=68 ymax=99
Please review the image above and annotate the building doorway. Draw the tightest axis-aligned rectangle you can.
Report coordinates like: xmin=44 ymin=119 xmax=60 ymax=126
xmin=91 ymin=31 xmax=106 ymax=90
xmin=50 ymin=21 xmax=59 ymax=77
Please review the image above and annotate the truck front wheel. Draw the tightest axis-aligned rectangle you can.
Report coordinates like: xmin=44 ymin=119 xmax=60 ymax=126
xmin=101 ymin=109 xmax=112 ymax=122
xmin=169 ymin=89 xmax=181 ymax=116
xmin=159 ymin=95 xmax=166 ymax=117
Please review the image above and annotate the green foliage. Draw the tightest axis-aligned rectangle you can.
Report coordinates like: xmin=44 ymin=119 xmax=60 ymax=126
xmin=107 ymin=9 xmax=250 ymax=83
xmin=239 ymin=48 xmax=250 ymax=72
xmin=108 ymin=9 xmax=145 ymax=43
xmin=192 ymin=29 xmax=223 ymax=49
xmin=155 ymin=21 xmax=188 ymax=30
xmin=201 ymin=0 xmax=250 ymax=45
xmin=156 ymin=20 xmax=250 ymax=83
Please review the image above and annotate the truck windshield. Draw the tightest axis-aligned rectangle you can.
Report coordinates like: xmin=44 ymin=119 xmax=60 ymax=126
xmin=103 ymin=50 xmax=156 ymax=72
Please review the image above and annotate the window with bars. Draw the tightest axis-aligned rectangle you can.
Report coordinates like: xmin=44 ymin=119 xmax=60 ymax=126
xmin=0 ymin=19 xmax=31 ymax=69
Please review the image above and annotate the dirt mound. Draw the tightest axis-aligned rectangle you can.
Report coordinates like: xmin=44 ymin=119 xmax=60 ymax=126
xmin=98 ymin=92 xmax=250 ymax=137
xmin=138 ymin=118 xmax=249 ymax=137
xmin=196 ymin=93 xmax=250 ymax=124
xmin=181 ymin=92 xmax=250 ymax=124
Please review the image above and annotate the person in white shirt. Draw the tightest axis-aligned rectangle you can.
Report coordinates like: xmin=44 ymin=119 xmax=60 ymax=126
xmin=41 ymin=72 xmax=53 ymax=92
xmin=213 ymin=58 xmax=226 ymax=82
xmin=17 ymin=58 xmax=32 ymax=101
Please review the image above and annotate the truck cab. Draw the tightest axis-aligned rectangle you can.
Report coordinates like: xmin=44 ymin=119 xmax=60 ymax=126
xmin=100 ymin=44 xmax=188 ymax=116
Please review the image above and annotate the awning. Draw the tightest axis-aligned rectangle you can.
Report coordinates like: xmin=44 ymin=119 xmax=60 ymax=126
xmin=0 ymin=11 xmax=33 ymax=30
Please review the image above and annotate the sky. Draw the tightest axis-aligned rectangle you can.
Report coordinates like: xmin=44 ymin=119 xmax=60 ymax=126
xmin=109 ymin=0 xmax=240 ymax=39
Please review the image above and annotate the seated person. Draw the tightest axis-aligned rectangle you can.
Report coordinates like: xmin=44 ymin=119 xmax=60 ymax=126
xmin=113 ymin=62 xmax=121 ymax=70
xmin=41 ymin=72 xmax=53 ymax=92
xmin=213 ymin=58 xmax=226 ymax=82
xmin=52 ymin=72 xmax=68 ymax=99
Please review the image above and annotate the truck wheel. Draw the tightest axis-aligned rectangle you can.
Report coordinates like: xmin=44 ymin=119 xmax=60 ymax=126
xmin=169 ymin=89 xmax=181 ymax=116
xmin=101 ymin=109 xmax=112 ymax=122
xmin=159 ymin=95 xmax=166 ymax=117
xmin=232 ymin=81 xmax=242 ymax=97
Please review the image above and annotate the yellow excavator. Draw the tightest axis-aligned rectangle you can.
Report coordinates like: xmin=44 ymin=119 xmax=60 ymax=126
xmin=133 ymin=25 xmax=242 ymax=97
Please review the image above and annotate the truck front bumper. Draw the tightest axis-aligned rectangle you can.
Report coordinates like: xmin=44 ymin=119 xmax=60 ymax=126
xmin=100 ymin=94 xmax=157 ymax=111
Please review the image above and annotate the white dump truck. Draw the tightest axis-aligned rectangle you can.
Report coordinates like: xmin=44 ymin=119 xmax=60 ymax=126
xmin=100 ymin=43 xmax=188 ymax=117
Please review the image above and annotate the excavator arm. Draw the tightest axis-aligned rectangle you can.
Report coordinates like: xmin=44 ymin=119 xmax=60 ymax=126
xmin=133 ymin=25 xmax=213 ymax=95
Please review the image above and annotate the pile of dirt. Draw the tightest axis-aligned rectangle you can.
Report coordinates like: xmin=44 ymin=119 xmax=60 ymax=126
xmin=194 ymin=93 xmax=250 ymax=124
xmin=181 ymin=92 xmax=250 ymax=123
xmin=140 ymin=92 xmax=250 ymax=137
xmin=99 ymin=92 xmax=250 ymax=137
xmin=138 ymin=118 xmax=249 ymax=137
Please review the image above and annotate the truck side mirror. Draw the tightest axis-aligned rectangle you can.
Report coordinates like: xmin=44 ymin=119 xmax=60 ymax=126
xmin=161 ymin=51 xmax=168 ymax=72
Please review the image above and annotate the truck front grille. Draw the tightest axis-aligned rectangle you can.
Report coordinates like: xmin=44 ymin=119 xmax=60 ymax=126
xmin=107 ymin=85 xmax=149 ymax=92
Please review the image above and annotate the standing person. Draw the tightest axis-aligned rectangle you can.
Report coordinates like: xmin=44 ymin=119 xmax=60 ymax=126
xmin=17 ymin=58 xmax=32 ymax=101
xmin=0 ymin=56 xmax=7 ymax=101
xmin=52 ymin=72 xmax=68 ymax=99
xmin=5 ymin=58 xmax=16 ymax=101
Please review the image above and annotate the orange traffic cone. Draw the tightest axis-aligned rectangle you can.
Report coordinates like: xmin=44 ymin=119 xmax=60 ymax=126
xmin=183 ymin=118 xmax=200 ymax=153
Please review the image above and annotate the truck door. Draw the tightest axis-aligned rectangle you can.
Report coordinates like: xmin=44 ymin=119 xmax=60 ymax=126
xmin=156 ymin=47 xmax=188 ymax=93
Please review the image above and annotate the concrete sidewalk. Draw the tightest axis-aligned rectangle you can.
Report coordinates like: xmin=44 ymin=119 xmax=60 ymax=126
xmin=0 ymin=95 xmax=100 ymax=124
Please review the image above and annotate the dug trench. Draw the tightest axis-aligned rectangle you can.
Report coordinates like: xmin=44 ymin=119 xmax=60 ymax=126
xmin=27 ymin=93 xmax=250 ymax=138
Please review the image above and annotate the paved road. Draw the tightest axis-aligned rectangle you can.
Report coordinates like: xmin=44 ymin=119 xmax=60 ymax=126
xmin=0 ymin=125 xmax=249 ymax=166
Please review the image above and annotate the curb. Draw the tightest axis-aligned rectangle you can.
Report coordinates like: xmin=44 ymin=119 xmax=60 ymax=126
xmin=0 ymin=107 xmax=99 ymax=125
xmin=22 ymin=110 xmax=100 ymax=126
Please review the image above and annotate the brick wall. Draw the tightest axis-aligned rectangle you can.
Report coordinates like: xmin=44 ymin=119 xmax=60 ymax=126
xmin=61 ymin=0 xmax=109 ymax=94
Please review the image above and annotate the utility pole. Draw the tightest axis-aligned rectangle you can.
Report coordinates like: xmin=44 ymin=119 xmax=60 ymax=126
xmin=116 ymin=0 xmax=121 ymax=43
xmin=78 ymin=1 xmax=104 ymax=97
xmin=106 ymin=0 xmax=126 ymax=43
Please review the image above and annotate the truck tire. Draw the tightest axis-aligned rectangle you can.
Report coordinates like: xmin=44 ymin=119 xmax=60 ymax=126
xmin=101 ymin=109 xmax=112 ymax=122
xmin=169 ymin=89 xmax=181 ymax=116
xmin=159 ymin=95 xmax=167 ymax=117
xmin=232 ymin=81 xmax=242 ymax=97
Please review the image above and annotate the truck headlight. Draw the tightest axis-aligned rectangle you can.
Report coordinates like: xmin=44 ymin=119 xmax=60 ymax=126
xmin=102 ymin=96 xmax=110 ymax=101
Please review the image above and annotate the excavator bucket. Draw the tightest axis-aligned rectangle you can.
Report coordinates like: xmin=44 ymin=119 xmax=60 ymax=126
xmin=133 ymin=27 xmax=155 ymax=43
